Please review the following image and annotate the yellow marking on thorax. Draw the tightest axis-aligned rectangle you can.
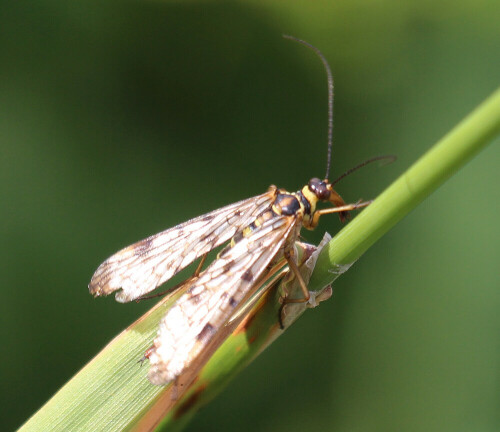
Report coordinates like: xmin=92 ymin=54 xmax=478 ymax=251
xmin=300 ymin=186 xmax=319 ymax=214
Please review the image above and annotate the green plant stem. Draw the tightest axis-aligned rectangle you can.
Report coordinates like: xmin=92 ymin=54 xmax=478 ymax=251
xmin=310 ymin=86 xmax=500 ymax=290
xmin=19 ymin=87 xmax=500 ymax=432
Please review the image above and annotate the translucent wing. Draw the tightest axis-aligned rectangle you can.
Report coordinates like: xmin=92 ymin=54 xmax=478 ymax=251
xmin=89 ymin=190 xmax=276 ymax=302
xmin=148 ymin=215 xmax=297 ymax=385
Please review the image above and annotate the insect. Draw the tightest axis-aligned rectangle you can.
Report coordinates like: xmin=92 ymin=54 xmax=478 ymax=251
xmin=89 ymin=35 xmax=388 ymax=385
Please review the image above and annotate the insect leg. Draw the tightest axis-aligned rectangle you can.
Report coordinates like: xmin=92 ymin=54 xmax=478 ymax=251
xmin=279 ymin=249 xmax=311 ymax=329
xmin=309 ymin=200 xmax=372 ymax=228
xmin=193 ymin=253 xmax=208 ymax=278
xmin=283 ymin=250 xmax=310 ymax=303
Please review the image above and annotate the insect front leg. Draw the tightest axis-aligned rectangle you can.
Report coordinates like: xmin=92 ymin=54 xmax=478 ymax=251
xmin=308 ymin=200 xmax=372 ymax=228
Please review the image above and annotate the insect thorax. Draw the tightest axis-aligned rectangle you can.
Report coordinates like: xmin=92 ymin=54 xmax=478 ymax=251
xmin=222 ymin=178 xmax=344 ymax=257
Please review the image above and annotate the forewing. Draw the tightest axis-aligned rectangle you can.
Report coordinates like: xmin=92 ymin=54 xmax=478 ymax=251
xmin=148 ymin=215 xmax=296 ymax=385
xmin=89 ymin=191 xmax=275 ymax=302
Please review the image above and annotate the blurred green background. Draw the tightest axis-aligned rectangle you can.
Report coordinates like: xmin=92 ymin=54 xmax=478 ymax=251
xmin=2 ymin=1 xmax=499 ymax=431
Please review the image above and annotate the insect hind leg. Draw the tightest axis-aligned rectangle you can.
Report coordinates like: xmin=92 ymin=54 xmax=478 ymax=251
xmin=193 ymin=253 xmax=208 ymax=278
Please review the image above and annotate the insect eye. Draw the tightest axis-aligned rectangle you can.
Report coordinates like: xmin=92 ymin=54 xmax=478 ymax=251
xmin=308 ymin=178 xmax=330 ymax=200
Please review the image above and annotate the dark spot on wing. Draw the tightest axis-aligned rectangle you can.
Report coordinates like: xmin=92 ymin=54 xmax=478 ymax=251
xmin=189 ymin=292 xmax=202 ymax=304
xmin=229 ymin=296 xmax=238 ymax=308
xmin=133 ymin=237 xmax=153 ymax=256
xmin=196 ymin=323 xmax=216 ymax=344
xmin=232 ymin=231 xmax=244 ymax=244
xmin=200 ymin=232 xmax=211 ymax=242
xmin=222 ymin=262 xmax=233 ymax=273
xmin=242 ymin=269 xmax=253 ymax=282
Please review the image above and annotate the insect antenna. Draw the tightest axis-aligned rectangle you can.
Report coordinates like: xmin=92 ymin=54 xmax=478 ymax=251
xmin=331 ymin=155 xmax=397 ymax=186
xmin=283 ymin=34 xmax=334 ymax=180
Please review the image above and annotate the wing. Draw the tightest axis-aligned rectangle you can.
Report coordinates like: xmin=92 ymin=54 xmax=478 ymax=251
xmin=89 ymin=190 xmax=276 ymax=302
xmin=147 ymin=214 xmax=297 ymax=385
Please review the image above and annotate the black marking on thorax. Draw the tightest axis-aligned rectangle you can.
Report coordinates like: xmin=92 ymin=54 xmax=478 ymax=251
xmin=297 ymin=191 xmax=311 ymax=215
xmin=273 ymin=193 xmax=301 ymax=216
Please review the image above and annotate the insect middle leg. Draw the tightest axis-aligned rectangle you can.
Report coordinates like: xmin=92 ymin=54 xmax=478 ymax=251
xmin=278 ymin=248 xmax=311 ymax=329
